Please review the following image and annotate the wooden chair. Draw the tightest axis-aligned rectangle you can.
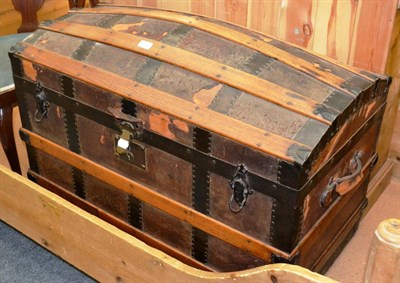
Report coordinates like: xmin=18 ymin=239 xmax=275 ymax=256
xmin=0 ymin=0 xmax=88 ymax=174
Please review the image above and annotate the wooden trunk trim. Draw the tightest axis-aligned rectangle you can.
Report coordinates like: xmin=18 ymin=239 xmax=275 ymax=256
xmin=17 ymin=43 xmax=311 ymax=163
xmin=71 ymin=6 xmax=367 ymax=95
xmin=28 ymin=170 xmax=213 ymax=272
xmin=0 ymin=165 xmax=338 ymax=283
xmin=21 ymin=128 xmax=290 ymax=260
xmin=292 ymin=154 xmax=375 ymax=258
xmin=40 ymin=20 xmax=333 ymax=125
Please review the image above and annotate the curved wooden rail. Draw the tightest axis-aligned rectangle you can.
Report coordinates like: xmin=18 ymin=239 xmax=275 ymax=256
xmin=0 ymin=165 xmax=338 ymax=283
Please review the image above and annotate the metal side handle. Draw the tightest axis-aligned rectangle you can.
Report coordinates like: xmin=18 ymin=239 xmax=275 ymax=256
xmin=320 ymin=151 xmax=364 ymax=207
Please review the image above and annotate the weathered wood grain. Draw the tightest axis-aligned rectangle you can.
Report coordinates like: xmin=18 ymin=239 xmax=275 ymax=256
xmin=372 ymin=10 xmax=400 ymax=178
xmin=20 ymin=128 xmax=288 ymax=260
xmin=18 ymin=43 xmax=309 ymax=162
xmin=41 ymin=20 xmax=332 ymax=125
xmin=351 ymin=0 xmax=398 ymax=73
xmin=0 ymin=0 xmax=69 ymax=35
xmin=0 ymin=165 xmax=338 ymax=283
xmin=248 ymin=0 xmax=281 ymax=37
xmin=2 ymin=0 xmax=397 ymax=74
xmin=191 ymin=0 xmax=215 ymax=18
xmin=216 ymin=0 xmax=248 ymax=27
xmin=75 ymin=7 xmax=363 ymax=94
xmin=278 ymin=0 xmax=313 ymax=48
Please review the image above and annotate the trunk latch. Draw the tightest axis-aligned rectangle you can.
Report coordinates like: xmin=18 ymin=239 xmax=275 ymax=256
xmin=113 ymin=120 xmax=146 ymax=169
xmin=229 ymin=164 xmax=253 ymax=213
xmin=34 ymin=83 xmax=49 ymax=122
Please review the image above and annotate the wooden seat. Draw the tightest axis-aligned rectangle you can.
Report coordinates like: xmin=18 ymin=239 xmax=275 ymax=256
xmin=0 ymin=0 xmax=87 ymax=174
xmin=0 ymin=33 xmax=32 ymax=174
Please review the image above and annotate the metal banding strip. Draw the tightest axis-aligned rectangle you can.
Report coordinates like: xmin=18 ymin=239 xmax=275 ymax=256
xmin=161 ymin=24 xmax=193 ymax=46
xmin=126 ymin=23 xmax=194 ymax=229
xmin=27 ymin=169 xmax=214 ymax=272
xmin=127 ymin=195 xmax=142 ymax=229
xmin=26 ymin=144 xmax=39 ymax=173
xmin=73 ymin=40 xmax=97 ymax=62
xmin=39 ymin=20 xmax=336 ymax=125
xmin=266 ymin=39 xmax=374 ymax=85
xmin=13 ymin=76 xmax=299 ymax=200
xmin=135 ymin=59 xmax=162 ymax=86
xmin=70 ymin=7 xmax=369 ymax=95
xmin=17 ymin=43 xmax=312 ymax=163
xmin=61 ymin=75 xmax=86 ymax=199
xmin=298 ymin=104 xmax=385 ymax=200
xmin=98 ymin=14 xmax=125 ymax=29
xmin=191 ymin=127 xmax=211 ymax=263
xmin=270 ymin=200 xmax=303 ymax=253
xmin=120 ymin=98 xmax=143 ymax=230
xmin=20 ymin=127 xmax=289 ymax=261
xmin=10 ymin=55 xmax=39 ymax=174
xmin=12 ymin=60 xmax=32 ymax=130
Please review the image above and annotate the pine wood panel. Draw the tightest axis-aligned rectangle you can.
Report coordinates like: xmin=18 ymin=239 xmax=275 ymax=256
xmin=310 ymin=0 xmax=359 ymax=64
xmin=372 ymin=10 xmax=400 ymax=178
xmin=191 ymin=0 xmax=215 ymax=17
xmin=0 ymin=0 xmax=69 ymax=36
xmin=140 ymin=0 xmax=158 ymax=8
xmin=216 ymin=0 xmax=248 ymax=26
xmin=351 ymin=0 xmax=398 ymax=73
xmin=278 ymin=0 xmax=314 ymax=48
xmin=248 ymin=0 xmax=281 ymax=37
xmin=0 ymin=165 xmax=338 ymax=283
xmin=0 ymin=0 xmax=15 ymax=13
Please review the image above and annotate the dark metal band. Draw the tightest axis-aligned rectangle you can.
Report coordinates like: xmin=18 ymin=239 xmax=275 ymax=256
xmin=73 ymin=40 xmax=96 ymax=62
xmin=127 ymin=195 xmax=142 ymax=229
xmin=14 ymin=75 xmax=297 ymax=201
xmin=270 ymin=199 xmax=303 ymax=253
xmin=191 ymin=127 xmax=211 ymax=263
xmin=161 ymin=24 xmax=193 ymax=46
xmin=61 ymin=75 xmax=86 ymax=199
xmin=98 ymin=14 xmax=125 ymax=29
xmin=10 ymin=55 xmax=39 ymax=174
xmin=299 ymin=103 xmax=385 ymax=199
xmin=121 ymin=98 xmax=143 ymax=229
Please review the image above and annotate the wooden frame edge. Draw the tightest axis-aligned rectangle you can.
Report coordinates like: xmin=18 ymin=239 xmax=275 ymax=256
xmin=364 ymin=159 xmax=395 ymax=216
xmin=0 ymin=165 xmax=337 ymax=283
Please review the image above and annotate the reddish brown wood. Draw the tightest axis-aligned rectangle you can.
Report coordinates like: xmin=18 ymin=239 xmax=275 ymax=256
xmin=68 ymin=0 xmax=86 ymax=8
xmin=29 ymin=170 xmax=214 ymax=272
xmin=40 ymin=21 xmax=332 ymax=125
xmin=11 ymin=0 xmax=44 ymax=33
xmin=281 ymin=0 xmax=313 ymax=48
xmin=19 ymin=43 xmax=306 ymax=162
xmin=192 ymin=0 xmax=215 ymax=17
xmin=0 ymin=89 xmax=21 ymax=174
xmin=352 ymin=0 xmax=398 ymax=73
xmin=142 ymin=0 xmax=158 ymax=8
xmin=22 ymin=128 xmax=286 ymax=261
xmin=71 ymin=7 xmax=358 ymax=95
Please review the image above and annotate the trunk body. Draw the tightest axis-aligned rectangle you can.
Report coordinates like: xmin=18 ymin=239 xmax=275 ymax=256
xmin=10 ymin=5 xmax=390 ymax=272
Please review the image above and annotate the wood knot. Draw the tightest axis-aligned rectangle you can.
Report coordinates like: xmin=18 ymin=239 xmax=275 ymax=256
xmin=303 ymin=24 xmax=312 ymax=36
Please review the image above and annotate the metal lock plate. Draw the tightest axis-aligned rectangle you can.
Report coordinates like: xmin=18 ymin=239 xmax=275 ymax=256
xmin=114 ymin=121 xmax=146 ymax=170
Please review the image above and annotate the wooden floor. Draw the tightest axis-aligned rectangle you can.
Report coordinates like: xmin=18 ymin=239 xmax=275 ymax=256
xmin=326 ymin=177 xmax=400 ymax=282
